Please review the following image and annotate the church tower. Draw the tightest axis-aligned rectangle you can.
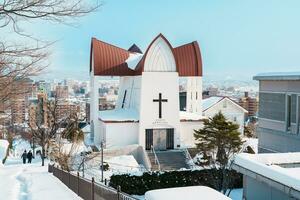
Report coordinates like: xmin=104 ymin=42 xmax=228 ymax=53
xmin=186 ymin=77 xmax=202 ymax=114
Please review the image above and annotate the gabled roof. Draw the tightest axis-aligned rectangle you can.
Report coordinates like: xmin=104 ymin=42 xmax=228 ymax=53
xmin=203 ymin=96 xmax=248 ymax=113
xmin=90 ymin=34 xmax=203 ymax=77
xmin=128 ymin=44 xmax=143 ymax=54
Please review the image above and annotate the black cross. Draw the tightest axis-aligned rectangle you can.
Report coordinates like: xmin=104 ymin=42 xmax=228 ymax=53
xmin=153 ymin=93 xmax=168 ymax=118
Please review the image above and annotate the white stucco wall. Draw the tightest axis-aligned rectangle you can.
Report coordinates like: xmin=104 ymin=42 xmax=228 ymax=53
xmin=116 ymin=76 xmax=142 ymax=110
xmin=203 ymin=98 xmax=246 ymax=134
xmin=90 ymin=53 xmax=104 ymax=146
xmin=105 ymin=122 xmax=139 ymax=148
xmin=139 ymin=72 xmax=181 ymax=149
xmin=186 ymin=77 xmax=202 ymax=114
xmin=180 ymin=121 xmax=203 ymax=147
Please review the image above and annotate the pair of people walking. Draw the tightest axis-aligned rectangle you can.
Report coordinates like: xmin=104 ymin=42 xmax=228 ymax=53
xmin=21 ymin=150 xmax=33 ymax=164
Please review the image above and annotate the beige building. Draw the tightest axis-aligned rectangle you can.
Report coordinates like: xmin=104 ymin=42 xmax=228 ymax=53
xmin=239 ymin=92 xmax=258 ymax=117
xmin=55 ymin=85 xmax=69 ymax=99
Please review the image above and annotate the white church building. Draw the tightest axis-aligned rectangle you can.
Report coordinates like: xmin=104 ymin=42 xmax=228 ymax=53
xmin=90 ymin=34 xmax=204 ymax=150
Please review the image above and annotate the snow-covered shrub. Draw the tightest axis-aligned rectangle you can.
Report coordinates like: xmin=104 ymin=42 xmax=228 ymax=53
xmin=109 ymin=169 xmax=242 ymax=195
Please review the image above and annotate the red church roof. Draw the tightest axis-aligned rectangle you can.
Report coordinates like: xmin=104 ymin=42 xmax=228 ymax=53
xmin=90 ymin=34 xmax=203 ymax=76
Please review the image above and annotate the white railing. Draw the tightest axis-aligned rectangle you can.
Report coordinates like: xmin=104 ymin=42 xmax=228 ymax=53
xmin=183 ymin=148 xmax=196 ymax=169
xmin=151 ymin=145 xmax=161 ymax=171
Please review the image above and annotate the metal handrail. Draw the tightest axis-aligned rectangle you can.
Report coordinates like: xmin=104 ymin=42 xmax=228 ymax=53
xmin=151 ymin=145 xmax=161 ymax=171
xmin=183 ymin=148 xmax=195 ymax=169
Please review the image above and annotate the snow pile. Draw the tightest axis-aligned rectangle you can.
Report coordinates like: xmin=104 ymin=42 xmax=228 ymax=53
xmin=106 ymin=155 xmax=141 ymax=173
xmin=125 ymin=53 xmax=143 ymax=70
xmin=99 ymin=109 xmax=139 ymax=122
xmin=0 ymin=139 xmax=9 ymax=163
xmin=235 ymin=152 xmax=300 ymax=191
xmin=145 ymin=186 xmax=230 ymax=200
xmin=84 ymin=154 xmax=144 ymax=182
xmin=60 ymin=141 xmax=90 ymax=155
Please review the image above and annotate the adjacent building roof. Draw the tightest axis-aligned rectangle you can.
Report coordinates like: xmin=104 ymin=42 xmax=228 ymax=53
xmin=202 ymin=96 xmax=224 ymax=111
xmin=90 ymin=34 xmax=202 ymax=77
xmin=253 ymin=72 xmax=300 ymax=81
xmin=202 ymin=96 xmax=248 ymax=113
xmin=234 ymin=153 xmax=300 ymax=198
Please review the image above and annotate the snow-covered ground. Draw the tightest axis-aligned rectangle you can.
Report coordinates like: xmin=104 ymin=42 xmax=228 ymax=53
xmin=0 ymin=156 xmax=82 ymax=200
xmin=84 ymin=155 xmax=145 ymax=182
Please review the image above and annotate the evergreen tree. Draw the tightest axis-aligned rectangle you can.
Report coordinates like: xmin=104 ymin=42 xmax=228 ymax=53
xmin=194 ymin=112 xmax=244 ymax=194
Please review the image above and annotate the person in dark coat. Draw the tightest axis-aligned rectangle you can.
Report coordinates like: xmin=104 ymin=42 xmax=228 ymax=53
xmin=21 ymin=150 xmax=27 ymax=164
xmin=27 ymin=150 xmax=33 ymax=164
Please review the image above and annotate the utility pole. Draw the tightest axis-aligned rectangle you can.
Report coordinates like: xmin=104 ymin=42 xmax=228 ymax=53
xmin=32 ymin=136 xmax=35 ymax=158
xmin=101 ymin=140 xmax=104 ymax=182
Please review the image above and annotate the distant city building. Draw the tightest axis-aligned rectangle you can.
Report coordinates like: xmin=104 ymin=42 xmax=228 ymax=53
xmin=10 ymin=78 xmax=34 ymax=125
xmin=238 ymin=91 xmax=258 ymax=117
xmin=202 ymin=87 xmax=218 ymax=99
xmin=55 ymin=85 xmax=69 ymax=99
xmin=55 ymin=100 xmax=80 ymax=120
xmin=254 ymin=72 xmax=300 ymax=152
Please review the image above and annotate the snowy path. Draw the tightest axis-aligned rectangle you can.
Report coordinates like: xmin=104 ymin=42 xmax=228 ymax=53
xmin=0 ymin=157 xmax=82 ymax=200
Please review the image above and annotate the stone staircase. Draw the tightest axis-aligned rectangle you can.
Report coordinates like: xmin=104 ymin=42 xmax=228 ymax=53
xmin=147 ymin=150 xmax=189 ymax=171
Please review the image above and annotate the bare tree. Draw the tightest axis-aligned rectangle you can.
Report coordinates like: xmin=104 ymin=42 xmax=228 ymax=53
xmin=0 ymin=0 xmax=101 ymax=140
xmin=29 ymin=95 xmax=87 ymax=166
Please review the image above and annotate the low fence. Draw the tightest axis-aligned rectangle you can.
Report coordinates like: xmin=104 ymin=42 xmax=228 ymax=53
xmin=48 ymin=164 xmax=137 ymax=200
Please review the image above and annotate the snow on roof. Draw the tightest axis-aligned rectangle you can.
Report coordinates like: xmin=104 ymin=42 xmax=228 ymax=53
xmin=234 ymin=152 xmax=300 ymax=191
xmin=145 ymin=186 xmax=231 ymax=200
xmin=99 ymin=109 xmax=139 ymax=122
xmin=180 ymin=111 xmax=204 ymax=121
xmin=202 ymin=96 xmax=247 ymax=113
xmin=202 ymin=96 xmax=223 ymax=111
xmin=125 ymin=53 xmax=143 ymax=70
xmin=253 ymin=72 xmax=300 ymax=81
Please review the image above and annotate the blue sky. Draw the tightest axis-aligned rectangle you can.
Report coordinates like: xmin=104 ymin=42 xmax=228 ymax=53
xmin=28 ymin=0 xmax=300 ymax=80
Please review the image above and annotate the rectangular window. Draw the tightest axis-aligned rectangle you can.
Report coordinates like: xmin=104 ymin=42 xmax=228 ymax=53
xmin=259 ymin=92 xmax=286 ymax=121
xmin=121 ymin=90 xmax=127 ymax=108
xmin=287 ymin=94 xmax=292 ymax=131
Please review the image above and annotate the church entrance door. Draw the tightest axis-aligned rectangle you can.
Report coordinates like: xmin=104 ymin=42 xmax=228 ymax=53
xmin=145 ymin=128 xmax=174 ymax=151
xmin=153 ymin=129 xmax=167 ymax=150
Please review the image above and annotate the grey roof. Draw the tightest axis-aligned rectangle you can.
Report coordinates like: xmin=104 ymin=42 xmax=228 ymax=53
xmin=253 ymin=72 xmax=300 ymax=81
